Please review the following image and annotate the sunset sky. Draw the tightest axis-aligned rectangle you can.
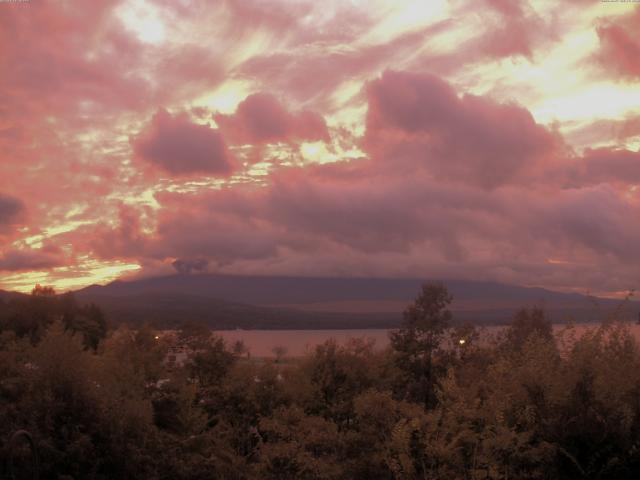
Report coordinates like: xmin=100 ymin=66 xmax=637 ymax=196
xmin=1 ymin=0 xmax=639 ymax=296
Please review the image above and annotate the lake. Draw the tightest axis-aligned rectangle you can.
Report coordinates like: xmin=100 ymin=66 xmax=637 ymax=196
xmin=213 ymin=323 xmax=640 ymax=357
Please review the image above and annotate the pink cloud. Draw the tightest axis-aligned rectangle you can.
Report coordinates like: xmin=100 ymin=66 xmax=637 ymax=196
xmin=0 ymin=193 xmax=24 ymax=230
xmin=236 ymin=22 xmax=452 ymax=107
xmin=78 ymin=69 xmax=639 ymax=293
xmin=90 ymin=156 xmax=640 ymax=293
xmin=153 ymin=44 xmax=226 ymax=104
xmin=154 ymin=210 xmax=280 ymax=264
xmin=88 ymin=204 xmax=149 ymax=261
xmin=596 ymin=9 xmax=640 ymax=79
xmin=0 ymin=0 xmax=637 ymax=296
xmin=477 ymin=0 xmax=546 ymax=59
xmin=230 ymin=0 xmax=553 ymax=111
xmin=530 ymin=184 xmax=640 ymax=265
xmin=0 ymin=1 xmax=234 ymax=288
xmin=564 ymin=116 xmax=640 ymax=148
xmin=214 ymin=93 xmax=329 ymax=145
xmin=559 ymin=148 xmax=640 ymax=187
xmin=133 ymin=109 xmax=235 ymax=176
xmin=0 ymin=246 xmax=65 ymax=272
xmin=365 ymin=70 xmax=559 ymax=188
xmin=0 ymin=1 xmax=149 ymax=129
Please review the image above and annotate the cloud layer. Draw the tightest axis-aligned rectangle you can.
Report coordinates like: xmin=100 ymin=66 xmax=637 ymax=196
xmin=596 ymin=9 xmax=640 ymax=79
xmin=215 ymin=94 xmax=329 ymax=145
xmin=133 ymin=109 xmax=234 ymax=175
xmin=1 ymin=0 xmax=639 ymax=295
xmin=0 ymin=194 xmax=24 ymax=229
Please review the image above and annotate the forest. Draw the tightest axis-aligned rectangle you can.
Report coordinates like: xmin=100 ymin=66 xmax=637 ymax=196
xmin=1 ymin=282 xmax=640 ymax=479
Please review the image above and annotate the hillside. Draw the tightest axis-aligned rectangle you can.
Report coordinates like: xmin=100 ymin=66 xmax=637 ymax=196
xmin=74 ymin=274 xmax=640 ymax=329
xmin=0 ymin=289 xmax=27 ymax=302
xmin=74 ymin=290 xmax=396 ymax=329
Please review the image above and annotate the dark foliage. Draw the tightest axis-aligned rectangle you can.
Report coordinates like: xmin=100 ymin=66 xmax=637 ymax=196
xmin=1 ymin=283 xmax=640 ymax=479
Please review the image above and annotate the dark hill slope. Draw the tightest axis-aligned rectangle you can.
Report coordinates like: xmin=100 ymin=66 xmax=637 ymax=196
xmin=74 ymin=274 xmax=639 ymax=329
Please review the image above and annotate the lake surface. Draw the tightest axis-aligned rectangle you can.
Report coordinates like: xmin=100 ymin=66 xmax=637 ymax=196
xmin=214 ymin=329 xmax=392 ymax=357
xmin=214 ymin=323 xmax=640 ymax=357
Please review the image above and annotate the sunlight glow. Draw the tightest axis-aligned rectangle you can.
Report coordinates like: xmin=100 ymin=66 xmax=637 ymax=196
xmin=546 ymin=258 xmax=572 ymax=265
xmin=359 ymin=0 xmax=449 ymax=45
xmin=197 ymin=80 xmax=252 ymax=116
xmin=21 ymin=220 xmax=94 ymax=249
xmin=1 ymin=261 xmax=141 ymax=293
xmin=116 ymin=0 xmax=167 ymax=45
xmin=300 ymin=142 xmax=338 ymax=165
xmin=533 ymin=83 xmax=640 ymax=125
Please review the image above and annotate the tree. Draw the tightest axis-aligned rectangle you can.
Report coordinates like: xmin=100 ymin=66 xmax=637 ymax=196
xmin=178 ymin=321 xmax=212 ymax=350
xmin=232 ymin=339 xmax=248 ymax=357
xmin=390 ymin=282 xmax=452 ymax=408
xmin=31 ymin=284 xmax=56 ymax=297
xmin=0 ymin=288 xmax=108 ymax=349
xmin=67 ymin=302 xmax=108 ymax=350
xmin=189 ymin=336 xmax=235 ymax=388
xmin=505 ymin=306 xmax=553 ymax=351
xmin=303 ymin=338 xmax=380 ymax=426
xmin=258 ymin=406 xmax=342 ymax=480
xmin=272 ymin=345 xmax=287 ymax=363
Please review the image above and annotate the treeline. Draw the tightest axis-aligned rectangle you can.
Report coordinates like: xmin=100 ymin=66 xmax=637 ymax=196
xmin=1 ymin=283 xmax=640 ymax=479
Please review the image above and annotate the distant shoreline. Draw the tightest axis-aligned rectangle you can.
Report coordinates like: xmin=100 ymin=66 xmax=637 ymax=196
xmin=200 ymin=322 xmax=640 ymax=357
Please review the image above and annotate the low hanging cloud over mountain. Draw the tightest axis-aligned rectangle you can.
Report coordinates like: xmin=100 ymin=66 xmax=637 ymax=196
xmin=172 ymin=257 xmax=210 ymax=275
xmin=1 ymin=0 xmax=639 ymax=295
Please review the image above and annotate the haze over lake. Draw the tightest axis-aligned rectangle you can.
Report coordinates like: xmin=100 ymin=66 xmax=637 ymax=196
xmin=214 ymin=323 xmax=640 ymax=357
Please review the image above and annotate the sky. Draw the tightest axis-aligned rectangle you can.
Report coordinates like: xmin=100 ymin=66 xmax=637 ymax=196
xmin=0 ymin=0 xmax=639 ymax=296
